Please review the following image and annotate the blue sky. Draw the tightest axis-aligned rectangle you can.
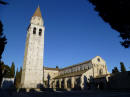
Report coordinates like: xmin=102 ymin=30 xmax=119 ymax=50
xmin=0 ymin=0 xmax=130 ymax=72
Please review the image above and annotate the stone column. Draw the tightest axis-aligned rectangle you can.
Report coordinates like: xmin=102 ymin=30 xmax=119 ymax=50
xmin=54 ymin=79 xmax=57 ymax=89
xmin=71 ymin=77 xmax=75 ymax=89
xmin=64 ymin=78 xmax=68 ymax=89
xmin=59 ymin=79 xmax=62 ymax=88
xmin=49 ymin=79 xmax=53 ymax=88
xmin=93 ymin=64 xmax=95 ymax=78
xmin=80 ymin=75 xmax=84 ymax=90
xmin=52 ymin=81 xmax=55 ymax=89
xmin=26 ymin=88 xmax=30 ymax=92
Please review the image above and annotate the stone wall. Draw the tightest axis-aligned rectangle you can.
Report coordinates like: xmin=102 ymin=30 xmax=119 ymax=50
xmin=1 ymin=78 xmax=14 ymax=88
xmin=109 ymin=71 xmax=130 ymax=89
xmin=44 ymin=69 xmax=59 ymax=81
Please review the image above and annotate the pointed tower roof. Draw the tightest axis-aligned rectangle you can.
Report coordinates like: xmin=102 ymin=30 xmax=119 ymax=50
xmin=33 ymin=6 xmax=42 ymax=17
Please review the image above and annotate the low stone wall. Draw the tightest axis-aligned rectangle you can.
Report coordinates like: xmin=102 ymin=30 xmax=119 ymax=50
xmin=1 ymin=78 xmax=14 ymax=88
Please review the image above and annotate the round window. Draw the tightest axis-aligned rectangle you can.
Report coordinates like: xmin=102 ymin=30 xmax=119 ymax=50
xmin=97 ymin=58 xmax=100 ymax=62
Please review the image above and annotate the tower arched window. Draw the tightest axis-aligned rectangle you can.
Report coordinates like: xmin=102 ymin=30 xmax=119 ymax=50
xmin=39 ymin=29 xmax=42 ymax=36
xmin=33 ymin=27 xmax=36 ymax=34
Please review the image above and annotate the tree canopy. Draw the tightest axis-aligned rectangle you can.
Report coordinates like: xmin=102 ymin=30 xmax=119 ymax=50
xmin=0 ymin=1 xmax=7 ymax=60
xmin=89 ymin=0 xmax=130 ymax=48
xmin=112 ymin=67 xmax=119 ymax=73
xmin=0 ymin=1 xmax=8 ymax=5
xmin=0 ymin=61 xmax=13 ymax=78
xmin=0 ymin=21 xmax=7 ymax=60
xmin=0 ymin=0 xmax=8 ymax=87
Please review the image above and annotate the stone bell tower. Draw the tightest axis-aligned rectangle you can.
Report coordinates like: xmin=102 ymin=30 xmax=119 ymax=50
xmin=21 ymin=6 xmax=45 ymax=89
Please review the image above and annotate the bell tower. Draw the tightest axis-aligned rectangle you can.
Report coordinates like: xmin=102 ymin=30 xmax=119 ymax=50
xmin=21 ymin=6 xmax=45 ymax=89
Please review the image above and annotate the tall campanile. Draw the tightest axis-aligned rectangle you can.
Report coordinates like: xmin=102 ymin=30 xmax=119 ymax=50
xmin=21 ymin=6 xmax=44 ymax=89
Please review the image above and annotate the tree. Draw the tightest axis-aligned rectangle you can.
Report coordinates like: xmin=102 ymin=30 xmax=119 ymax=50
xmin=0 ymin=1 xmax=7 ymax=60
xmin=15 ymin=68 xmax=19 ymax=88
xmin=112 ymin=67 xmax=119 ymax=73
xmin=0 ymin=61 xmax=5 ymax=87
xmin=10 ymin=62 xmax=15 ymax=78
xmin=0 ymin=62 xmax=12 ymax=78
xmin=120 ymin=62 xmax=126 ymax=72
xmin=15 ymin=67 xmax=22 ymax=88
xmin=0 ymin=21 xmax=7 ymax=59
xmin=89 ymin=0 xmax=130 ymax=48
xmin=0 ymin=1 xmax=8 ymax=5
xmin=0 ymin=61 xmax=13 ymax=87
xmin=19 ymin=67 xmax=22 ymax=82
xmin=0 ymin=0 xmax=8 ymax=87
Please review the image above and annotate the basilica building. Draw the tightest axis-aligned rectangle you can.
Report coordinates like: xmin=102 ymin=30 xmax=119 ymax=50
xmin=44 ymin=56 xmax=110 ymax=90
xmin=21 ymin=6 xmax=110 ymax=91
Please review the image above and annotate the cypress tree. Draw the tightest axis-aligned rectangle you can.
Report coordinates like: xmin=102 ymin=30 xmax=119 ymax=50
xmin=15 ymin=68 xmax=19 ymax=88
xmin=15 ymin=67 xmax=22 ymax=88
xmin=10 ymin=62 xmax=15 ymax=78
xmin=19 ymin=67 xmax=22 ymax=83
xmin=120 ymin=62 xmax=126 ymax=72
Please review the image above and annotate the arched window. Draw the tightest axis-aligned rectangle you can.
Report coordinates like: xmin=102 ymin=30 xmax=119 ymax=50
xmin=39 ymin=29 xmax=42 ymax=36
xmin=88 ymin=66 xmax=89 ymax=70
xmin=99 ymin=69 xmax=103 ymax=75
xmin=33 ymin=27 xmax=36 ymax=34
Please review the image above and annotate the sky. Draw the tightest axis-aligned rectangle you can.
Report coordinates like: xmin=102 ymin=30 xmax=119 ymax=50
xmin=0 ymin=0 xmax=130 ymax=72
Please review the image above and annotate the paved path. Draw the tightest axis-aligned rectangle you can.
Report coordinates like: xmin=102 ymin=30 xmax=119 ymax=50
xmin=0 ymin=90 xmax=130 ymax=97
